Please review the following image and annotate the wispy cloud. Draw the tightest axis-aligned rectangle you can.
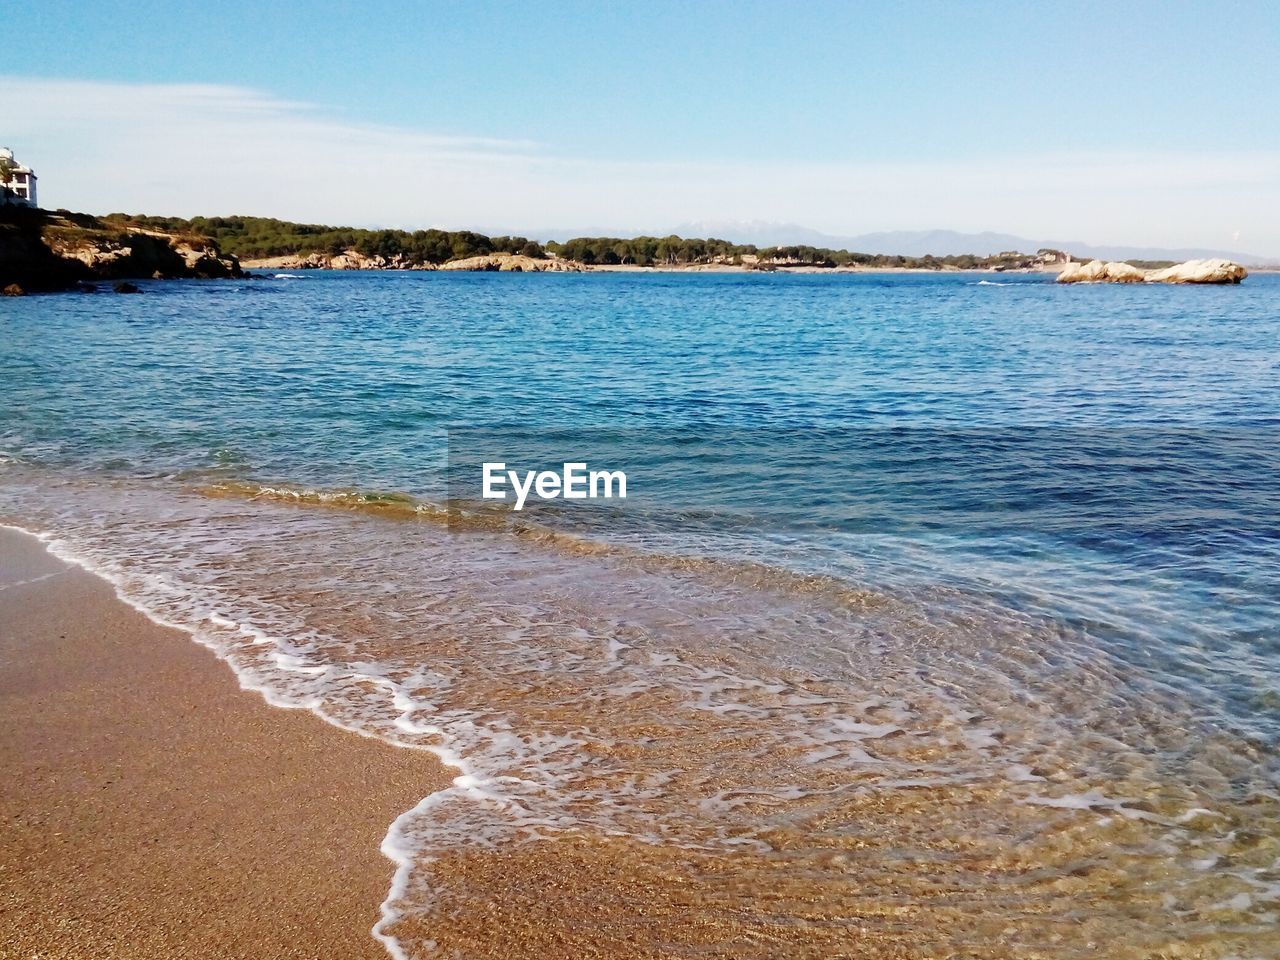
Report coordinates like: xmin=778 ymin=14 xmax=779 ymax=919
xmin=4 ymin=76 xmax=1277 ymax=254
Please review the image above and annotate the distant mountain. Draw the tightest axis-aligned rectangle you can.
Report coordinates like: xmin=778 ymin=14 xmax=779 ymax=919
xmin=1040 ymin=240 xmax=1273 ymax=265
xmin=508 ymin=226 xmax=635 ymax=244
xmin=829 ymin=229 xmax=1055 ymax=258
xmin=670 ymin=220 xmax=859 ymax=249
xmin=669 ymin=220 xmax=1273 ymax=265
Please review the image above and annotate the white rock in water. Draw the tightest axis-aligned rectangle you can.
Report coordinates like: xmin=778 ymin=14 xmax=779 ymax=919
xmin=1057 ymin=260 xmax=1103 ymax=282
xmin=1058 ymin=257 xmax=1247 ymax=284
xmin=1144 ymin=258 xmax=1248 ymax=284
xmin=1057 ymin=259 xmax=1146 ymax=283
xmin=1103 ymin=261 xmax=1147 ymax=283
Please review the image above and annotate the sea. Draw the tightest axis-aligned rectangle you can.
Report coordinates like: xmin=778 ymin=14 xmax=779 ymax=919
xmin=3 ymin=270 xmax=1278 ymax=958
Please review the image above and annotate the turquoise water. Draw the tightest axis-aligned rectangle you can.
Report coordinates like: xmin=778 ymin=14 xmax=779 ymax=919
xmin=5 ymin=271 xmax=1278 ymax=473
xmin=3 ymin=270 xmax=1279 ymax=957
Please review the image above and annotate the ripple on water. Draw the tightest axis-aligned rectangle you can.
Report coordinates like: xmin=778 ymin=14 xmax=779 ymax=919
xmin=2 ymin=468 xmax=1278 ymax=958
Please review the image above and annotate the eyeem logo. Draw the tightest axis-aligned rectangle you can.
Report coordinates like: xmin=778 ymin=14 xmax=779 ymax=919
xmin=482 ymin=462 xmax=627 ymax=511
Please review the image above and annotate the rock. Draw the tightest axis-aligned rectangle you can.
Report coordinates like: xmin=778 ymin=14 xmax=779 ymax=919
xmin=3 ymin=210 xmax=243 ymax=288
xmin=440 ymin=253 xmax=584 ymax=273
xmin=328 ymin=252 xmax=377 ymax=270
xmin=1057 ymin=259 xmax=1146 ymax=283
xmin=1102 ymin=261 xmax=1146 ymax=283
xmin=441 ymin=254 xmax=501 ymax=272
xmin=1058 ymin=257 xmax=1248 ymax=285
xmin=189 ymin=254 xmax=234 ymax=279
xmin=1057 ymin=261 xmax=1095 ymax=283
xmin=239 ymin=253 xmax=336 ymax=271
xmin=240 ymin=250 xmax=414 ymax=271
xmin=1109 ymin=263 xmax=1145 ymax=283
xmin=112 ymin=281 xmax=141 ymax=294
xmin=174 ymin=242 xmax=241 ymax=278
xmin=1145 ymin=258 xmax=1248 ymax=284
xmin=3 ymin=282 xmax=25 ymax=296
xmin=1 ymin=208 xmax=91 ymax=291
xmin=75 ymin=281 xmax=97 ymax=293
xmin=238 ymin=250 xmax=590 ymax=272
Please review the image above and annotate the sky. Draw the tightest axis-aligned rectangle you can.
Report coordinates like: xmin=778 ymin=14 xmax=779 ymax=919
xmin=3 ymin=0 xmax=1279 ymax=254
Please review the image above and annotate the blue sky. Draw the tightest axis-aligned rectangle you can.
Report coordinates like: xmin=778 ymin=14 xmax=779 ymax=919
xmin=4 ymin=1 xmax=1279 ymax=252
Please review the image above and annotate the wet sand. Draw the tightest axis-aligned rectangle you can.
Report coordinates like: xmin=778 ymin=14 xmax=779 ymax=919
xmin=0 ymin=526 xmax=449 ymax=959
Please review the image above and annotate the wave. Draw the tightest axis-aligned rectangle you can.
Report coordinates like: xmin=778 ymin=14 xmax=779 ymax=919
xmin=4 ymin=470 xmax=1278 ymax=958
xmin=196 ymin=479 xmax=893 ymax=606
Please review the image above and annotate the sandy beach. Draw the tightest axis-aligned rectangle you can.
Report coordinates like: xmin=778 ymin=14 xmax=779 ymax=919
xmin=0 ymin=526 xmax=449 ymax=959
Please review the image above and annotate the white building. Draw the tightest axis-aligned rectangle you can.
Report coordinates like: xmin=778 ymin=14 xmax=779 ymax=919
xmin=0 ymin=147 xmax=38 ymax=208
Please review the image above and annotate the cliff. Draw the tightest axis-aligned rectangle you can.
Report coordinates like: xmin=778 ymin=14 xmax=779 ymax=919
xmin=0 ymin=208 xmax=242 ymax=294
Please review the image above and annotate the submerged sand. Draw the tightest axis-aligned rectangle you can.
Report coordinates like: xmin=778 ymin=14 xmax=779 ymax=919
xmin=0 ymin=527 xmax=449 ymax=959
xmin=4 ymin=503 xmax=1279 ymax=959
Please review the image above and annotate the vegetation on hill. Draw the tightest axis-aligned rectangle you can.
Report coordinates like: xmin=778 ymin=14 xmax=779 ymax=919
xmin=546 ymin=236 xmax=1059 ymax=270
xmin=101 ymin=214 xmax=1066 ymax=270
xmin=107 ymin=214 xmax=544 ymax=263
xmin=1120 ymin=259 xmax=1178 ymax=270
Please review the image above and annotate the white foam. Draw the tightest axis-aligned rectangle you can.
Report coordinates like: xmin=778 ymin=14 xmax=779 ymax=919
xmin=1024 ymin=788 xmax=1127 ymax=811
xmin=4 ymin=479 xmax=1267 ymax=957
xmin=1 ymin=521 xmax=470 ymax=960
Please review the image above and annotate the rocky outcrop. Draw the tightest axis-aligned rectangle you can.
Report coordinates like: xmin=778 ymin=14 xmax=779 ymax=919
xmin=1 ymin=208 xmax=242 ymax=292
xmin=174 ymin=242 xmax=241 ymax=278
xmin=51 ymin=233 xmax=241 ymax=280
xmin=1057 ymin=260 xmax=1147 ymax=283
xmin=240 ymin=251 xmax=439 ymax=271
xmin=1058 ymin=257 xmax=1247 ymax=285
xmin=331 ymin=251 xmax=439 ymax=271
xmin=1143 ymin=258 xmax=1249 ymax=284
xmin=244 ymin=250 xmax=584 ymax=272
xmin=0 ymin=213 xmax=86 ymax=292
xmin=439 ymin=253 xmax=583 ymax=272
xmin=248 ymin=250 xmax=437 ymax=270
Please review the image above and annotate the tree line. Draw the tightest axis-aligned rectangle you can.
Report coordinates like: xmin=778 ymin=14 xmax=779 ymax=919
xmin=102 ymin=214 xmax=1059 ymax=270
xmin=545 ymin=236 xmax=1052 ymax=269
xmin=105 ymin=215 xmax=544 ymax=263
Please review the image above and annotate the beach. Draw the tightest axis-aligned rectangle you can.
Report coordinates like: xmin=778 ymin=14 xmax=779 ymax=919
xmin=0 ymin=526 xmax=449 ymax=959
xmin=5 ymin=2 xmax=1279 ymax=954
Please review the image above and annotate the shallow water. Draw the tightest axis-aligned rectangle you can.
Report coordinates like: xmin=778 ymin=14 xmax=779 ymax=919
xmin=3 ymin=271 xmax=1279 ymax=956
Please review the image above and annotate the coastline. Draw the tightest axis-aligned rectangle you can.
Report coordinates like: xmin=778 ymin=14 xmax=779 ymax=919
xmin=0 ymin=526 xmax=449 ymax=959
xmin=239 ymin=256 xmax=1066 ymax=276
xmin=240 ymin=259 xmax=1280 ymax=276
xmin=581 ymin=262 xmax=1064 ymax=274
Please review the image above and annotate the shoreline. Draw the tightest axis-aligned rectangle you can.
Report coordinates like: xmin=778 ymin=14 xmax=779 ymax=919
xmin=583 ymin=262 xmax=1061 ymax=274
xmin=239 ymin=260 xmax=1279 ymax=276
xmin=0 ymin=525 xmax=449 ymax=959
xmin=239 ymin=255 xmax=1066 ymax=275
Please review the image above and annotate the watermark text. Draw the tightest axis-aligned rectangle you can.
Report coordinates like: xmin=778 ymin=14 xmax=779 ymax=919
xmin=482 ymin=462 xmax=627 ymax=510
